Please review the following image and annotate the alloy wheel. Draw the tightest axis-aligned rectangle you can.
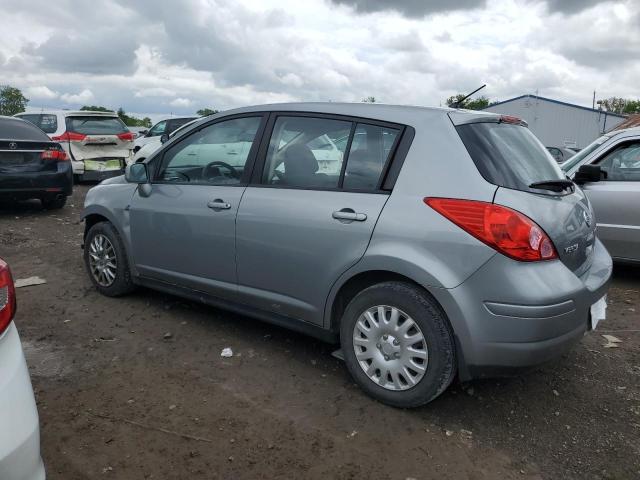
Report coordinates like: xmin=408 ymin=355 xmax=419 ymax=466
xmin=88 ymin=234 xmax=117 ymax=287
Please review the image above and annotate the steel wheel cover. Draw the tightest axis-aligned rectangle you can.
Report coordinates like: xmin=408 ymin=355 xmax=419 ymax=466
xmin=353 ymin=305 xmax=428 ymax=391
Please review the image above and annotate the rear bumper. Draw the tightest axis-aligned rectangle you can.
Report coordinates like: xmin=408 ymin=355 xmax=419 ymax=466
xmin=0 ymin=163 xmax=73 ymax=200
xmin=431 ymin=238 xmax=613 ymax=380
xmin=0 ymin=323 xmax=45 ymax=480
xmin=71 ymin=159 xmax=126 ymax=181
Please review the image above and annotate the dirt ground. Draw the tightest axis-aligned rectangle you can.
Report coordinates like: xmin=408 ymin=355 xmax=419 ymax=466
xmin=1 ymin=184 xmax=638 ymax=480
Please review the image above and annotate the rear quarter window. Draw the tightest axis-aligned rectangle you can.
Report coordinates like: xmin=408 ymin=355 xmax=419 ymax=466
xmin=66 ymin=116 xmax=128 ymax=135
xmin=456 ymin=122 xmax=565 ymax=193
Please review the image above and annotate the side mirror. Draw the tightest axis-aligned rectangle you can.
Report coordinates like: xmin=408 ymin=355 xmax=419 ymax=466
xmin=160 ymin=133 xmax=170 ymax=144
xmin=574 ymin=164 xmax=606 ymax=184
xmin=139 ymin=129 xmax=148 ymax=136
xmin=125 ymin=163 xmax=149 ymax=184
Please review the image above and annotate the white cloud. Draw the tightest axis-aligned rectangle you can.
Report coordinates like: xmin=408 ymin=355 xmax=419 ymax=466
xmin=60 ymin=89 xmax=95 ymax=104
xmin=0 ymin=0 xmax=637 ymax=117
xmin=169 ymin=97 xmax=193 ymax=107
xmin=25 ymin=85 xmax=58 ymax=99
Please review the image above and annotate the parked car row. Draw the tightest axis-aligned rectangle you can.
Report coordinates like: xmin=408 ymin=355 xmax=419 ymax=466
xmin=82 ymin=103 xmax=614 ymax=408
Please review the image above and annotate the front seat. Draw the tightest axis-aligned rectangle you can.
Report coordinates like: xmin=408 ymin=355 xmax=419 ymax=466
xmin=283 ymin=143 xmax=326 ymax=187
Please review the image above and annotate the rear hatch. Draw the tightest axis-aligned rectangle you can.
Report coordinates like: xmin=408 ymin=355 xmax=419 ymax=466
xmin=452 ymin=113 xmax=597 ymax=274
xmin=55 ymin=115 xmax=133 ymax=172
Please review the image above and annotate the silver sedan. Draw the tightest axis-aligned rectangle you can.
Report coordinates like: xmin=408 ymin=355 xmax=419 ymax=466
xmin=563 ymin=127 xmax=640 ymax=264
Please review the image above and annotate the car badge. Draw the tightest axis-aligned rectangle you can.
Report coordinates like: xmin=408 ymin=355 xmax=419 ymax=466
xmin=9 ymin=142 xmax=17 ymax=150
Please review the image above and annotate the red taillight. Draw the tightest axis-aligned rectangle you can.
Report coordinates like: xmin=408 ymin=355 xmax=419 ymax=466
xmin=117 ymin=132 xmax=135 ymax=141
xmin=52 ymin=131 xmax=86 ymax=142
xmin=425 ymin=198 xmax=558 ymax=262
xmin=0 ymin=258 xmax=16 ymax=335
xmin=41 ymin=149 xmax=68 ymax=161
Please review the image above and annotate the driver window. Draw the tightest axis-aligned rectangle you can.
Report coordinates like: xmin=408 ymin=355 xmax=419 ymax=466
xmin=157 ymin=117 xmax=261 ymax=185
xmin=597 ymin=141 xmax=640 ymax=182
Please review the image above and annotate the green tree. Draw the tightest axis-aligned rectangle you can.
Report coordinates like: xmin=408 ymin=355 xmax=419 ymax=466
xmin=116 ymin=107 xmax=151 ymax=127
xmin=0 ymin=85 xmax=29 ymax=116
xmin=623 ymin=100 xmax=640 ymax=114
xmin=197 ymin=108 xmax=219 ymax=116
xmin=361 ymin=96 xmax=377 ymax=103
xmin=80 ymin=105 xmax=114 ymax=112
xmin=445 ymin=94 xmax=490 ymax=110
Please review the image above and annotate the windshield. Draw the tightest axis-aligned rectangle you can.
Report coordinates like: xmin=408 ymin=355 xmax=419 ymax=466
xmin=66 ymin=116 xmax=128 ymax=135
xmin=561 ymin=135 xmax=610 ymax=172
xmin=457 ymin=122 xmax=565 ymax=193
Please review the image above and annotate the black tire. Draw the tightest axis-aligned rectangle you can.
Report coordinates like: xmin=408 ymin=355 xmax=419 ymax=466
xmin=41 ymin=195 xmax=67 ymax=210
xmin=340 ymin=281 xmax=456 ymax=408
xmin=83 ymin=221 xmax=136 ymax=297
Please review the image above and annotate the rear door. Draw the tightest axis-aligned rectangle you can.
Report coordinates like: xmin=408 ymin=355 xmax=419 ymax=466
xmin=579 ymin=140 xmax=640 ymax=261
xmin=455 ymin=118 xmax=597 ymax=275
xmin=56 ymin=115 xmax=134 ymax=173
xmin=236 ymin=113 xmax=403 ymax=326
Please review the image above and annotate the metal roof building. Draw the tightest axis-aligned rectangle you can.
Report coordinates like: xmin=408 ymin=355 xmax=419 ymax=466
xmin=483 ymin=94 xmax=627 ymax=149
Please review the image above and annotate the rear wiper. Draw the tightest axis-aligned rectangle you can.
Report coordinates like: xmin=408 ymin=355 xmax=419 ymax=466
xmin=529 ymin=179 xmax=574 ymax=192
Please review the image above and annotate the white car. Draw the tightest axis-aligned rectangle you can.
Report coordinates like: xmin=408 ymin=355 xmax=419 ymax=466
xmin=15 ymin=110 xmax=134 ymax=181
xmin=132 ymin=118 xmax=200 ymax=163
xmin=0 ymin=258 xmax=45 ymax=480
xmin=133 ymin=117 xmax=197 ymax=153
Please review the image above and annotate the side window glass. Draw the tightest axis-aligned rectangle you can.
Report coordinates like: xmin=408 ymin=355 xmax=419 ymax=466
xmin=157 ymin=116 xmax=261 ymax=185
xmin=263 ymin=116 xmax=352 ymax=189
xmin=597 ymin=142 xmax=640 ymax=181
xmin=343 ymin=124 xmax=400 ymax=190
xmin=149 ymin=121 xmax=167 ymax=137
xmin=16 ymin=114 xmax=58 ymax=134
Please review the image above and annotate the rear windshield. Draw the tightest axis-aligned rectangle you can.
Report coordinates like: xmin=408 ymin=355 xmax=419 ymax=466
xmin=0 ymin=118 xmax=51 ymax=141
xmin=66 ymin=116 xmax=128 ymax=135
xmin=16 ymin=114 xmax=58 ymax=134
xmin=456 ymin=122 xmax=565 ymax=193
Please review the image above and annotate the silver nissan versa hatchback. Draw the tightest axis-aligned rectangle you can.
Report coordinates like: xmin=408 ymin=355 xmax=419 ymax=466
xmin=81 ymin=103 xmax=612 ymax=407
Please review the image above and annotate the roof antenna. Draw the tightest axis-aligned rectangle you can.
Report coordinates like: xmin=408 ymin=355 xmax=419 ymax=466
xmin=452 ymin=84 xmax=486 ymax=109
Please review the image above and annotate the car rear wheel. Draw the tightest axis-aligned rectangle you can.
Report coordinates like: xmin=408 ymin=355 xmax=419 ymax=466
xmin=41 ymin=195 xmax=67 ymax=210
xmin=84 ymin=222 xmax=135 ymax=297
xmin=340 ymin=281 xmax=456 ymax=407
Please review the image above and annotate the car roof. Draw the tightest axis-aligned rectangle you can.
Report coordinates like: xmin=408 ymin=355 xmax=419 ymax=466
xmin=610 ymin=126 xmax=640 ymax=137
xmin=196 ymin=102 xmax=498 ymax=128
xmin=16 ymin=110 xmax=120 ymax=118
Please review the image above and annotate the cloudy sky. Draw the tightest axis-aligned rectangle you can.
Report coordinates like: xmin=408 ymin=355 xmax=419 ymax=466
xmin=1 ymin=0 xmax=638 ymax=121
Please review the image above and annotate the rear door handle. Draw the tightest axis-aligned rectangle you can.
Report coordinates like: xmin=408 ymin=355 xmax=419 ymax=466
xmin=207 ymin=199 xmax=231 ymax=210
xmin=332 ymin=208 xmax=367 ymax=222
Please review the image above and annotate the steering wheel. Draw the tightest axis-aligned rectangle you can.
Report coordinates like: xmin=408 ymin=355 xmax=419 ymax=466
xmin=203 ymin=161 xmax=240 ymax=180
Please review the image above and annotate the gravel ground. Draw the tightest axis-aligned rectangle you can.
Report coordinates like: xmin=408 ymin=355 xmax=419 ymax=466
xmin=1 ymin=184 xmax=638 ymax=480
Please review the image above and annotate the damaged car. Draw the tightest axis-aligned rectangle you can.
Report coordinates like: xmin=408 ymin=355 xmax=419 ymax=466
xmin=16 ymin=110 xmax=134 ymax=182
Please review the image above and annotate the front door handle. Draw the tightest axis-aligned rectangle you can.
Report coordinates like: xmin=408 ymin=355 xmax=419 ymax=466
xmin=332 ymin=208 xmax=367 ymax=222
xmin=207 ymin=199 xmax=231 ymax=210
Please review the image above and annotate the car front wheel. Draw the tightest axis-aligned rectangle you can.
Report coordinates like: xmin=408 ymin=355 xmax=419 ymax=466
xmin=340 ymin=281 xmax=456 ymax=408
xmin=84 ymin=222 xmax=135 ymax=297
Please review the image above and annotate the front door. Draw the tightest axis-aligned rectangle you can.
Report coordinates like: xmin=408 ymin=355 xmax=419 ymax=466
xmin=129 ymin=115 xmax=265 ymax=299
xmin=582 ymin=140 xmax=640 ymax=261
xmin=236 ymin=114 xmax=403 ymax=325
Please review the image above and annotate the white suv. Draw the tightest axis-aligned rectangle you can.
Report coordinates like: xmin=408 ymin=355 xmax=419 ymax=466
xmin=15 ymin=110 xmax=134 ymax=181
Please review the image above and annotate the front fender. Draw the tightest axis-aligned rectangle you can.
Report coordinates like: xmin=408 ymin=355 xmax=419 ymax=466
xmin=82 ymin=183 xmax=139 ymax=276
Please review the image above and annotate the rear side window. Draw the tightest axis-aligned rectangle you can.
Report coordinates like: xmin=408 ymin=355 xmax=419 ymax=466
xmin=262 ymin=116 xmax=352 ymax=189
xmin=16 ymin=114 xmax=58 ymax=134
xmin=0 ymin=118 xmax=51 ymax=141
xmin=457 ymin=122 xmax=564 ymax=193
xmin=66 ymin=116 xmax=128 ymax=135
